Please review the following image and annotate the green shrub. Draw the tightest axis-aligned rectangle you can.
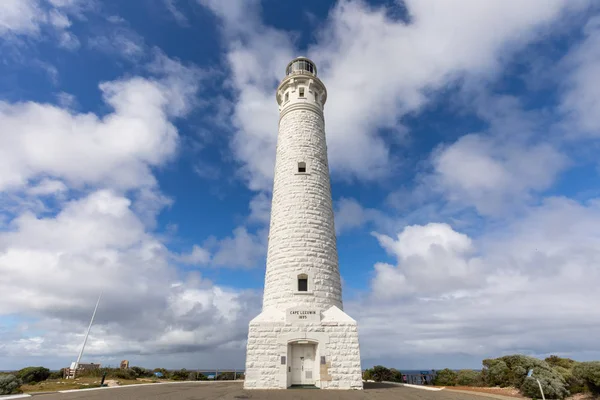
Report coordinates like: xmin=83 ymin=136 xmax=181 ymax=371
xmin=482 ymin=359 xmax=510 ymax=386
xmin=573 ymin=361 xmax=600 ymax=395
xmin=362 ymin=369 xmax=373 ymax=381
xmin=217 ymin=372 xmax=236 ymax=380
xmin=545 ymin=356 xmax=577 ymax=370
xmin=16 ymin=366 xmax=50 ymax=384
xmin=456 ymin=369 xmax=483 ymax=386
xmin=481 ymin=355 xmax=569 ymax=398
xmin=0 ymin=375 xmax=22 ymax=395
xmin=433 ymin=368 xmax=458 ymax=386
xmin=170 ymin=369 xmax=190 ymax=381
xmin=110 ymin=369 xmax=137 ymax=380
xmin=554 ymin=365 xmax=586 ymax=394
xmin=389 ymin=368 xmax=403 ymax=383
xmin=521 ymin=376 xmax=569 ymax=399
xmin=371 ymin=366 xmax=392 ymax=382
xmin=48 ymin=370 xmax=63 ymax=380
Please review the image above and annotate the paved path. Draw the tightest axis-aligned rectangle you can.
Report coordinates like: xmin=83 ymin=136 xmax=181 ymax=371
xmin=29 ymin=382 xmax=501 ymax=400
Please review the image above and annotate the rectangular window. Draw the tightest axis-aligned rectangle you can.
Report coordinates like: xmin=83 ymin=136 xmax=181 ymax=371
xmin=298 ymin=162 xmax=306 ymax=173
xmin=298 ymin=278 xmax=308 ymax=292
xmin=299 ymin=87 xmax=305 ymax=97
xmin=285 ymin=92 xmax=289 ymax=102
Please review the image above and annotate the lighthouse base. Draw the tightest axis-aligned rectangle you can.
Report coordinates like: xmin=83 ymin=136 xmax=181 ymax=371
xmin=243 ymin=305 xmax=363 ymax=390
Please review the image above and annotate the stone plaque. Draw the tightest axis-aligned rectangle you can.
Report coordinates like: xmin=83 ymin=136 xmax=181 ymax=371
xmin=285 ymin=307 xmax=321 ymax=323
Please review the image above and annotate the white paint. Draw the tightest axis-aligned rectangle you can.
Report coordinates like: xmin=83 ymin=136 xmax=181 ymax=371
xmin=399 ymin=383 xmax=445 ymax=391
xmin=244 ymin=57 xmax=363 ymax=390
xmin=1 ymin=395 xmax=32 ymax=399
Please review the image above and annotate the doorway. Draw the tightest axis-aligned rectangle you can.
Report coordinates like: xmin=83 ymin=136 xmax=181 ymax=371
xmin=290 ymin=343 xmax=316 ymax=386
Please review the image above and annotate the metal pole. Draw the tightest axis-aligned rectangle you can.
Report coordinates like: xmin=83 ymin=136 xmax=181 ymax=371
xmin=536 ymin=379 xmax=546 ymax=400
xmin=73 ymin=292 xmax=102 ymax=378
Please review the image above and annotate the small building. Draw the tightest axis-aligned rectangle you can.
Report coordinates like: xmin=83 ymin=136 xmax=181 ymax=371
xmin=120 ymin=360 xmax=130 ymax=369
xmin=64 ymin=362 xmax=101 ymax=378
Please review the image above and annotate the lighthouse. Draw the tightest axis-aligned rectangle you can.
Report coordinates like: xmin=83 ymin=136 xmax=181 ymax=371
xmin=243 ymin=57 xmax=363 ymax=390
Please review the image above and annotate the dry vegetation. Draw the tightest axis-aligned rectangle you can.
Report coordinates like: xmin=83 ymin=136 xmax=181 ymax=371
xmin=20 ymin=377 xmax=157 ymax=393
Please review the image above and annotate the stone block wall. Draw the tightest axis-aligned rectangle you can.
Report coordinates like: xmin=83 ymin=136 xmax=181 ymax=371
xmin=244 ymin=318 xmax=363 ymax=390
xmin=262 ymin=105 xmax=342 ymax=312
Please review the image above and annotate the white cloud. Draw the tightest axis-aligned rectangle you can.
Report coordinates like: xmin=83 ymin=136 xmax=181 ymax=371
xmin=560 ymin=16 xmax=600 ymax=136
xmin=334 ymin=197 xmax=388 ymax=235
xmin=207 ymin=226 xmax=267 ymax=269
xmin=200 ymin=0 xmax=589 ymax=192
xmin=87 ymin=28 xmax=145 ymax=60
xmin=176 ymin=245 xmax=211 ymax=266
xmin=353 ymin=197 xmax=600 ymax=364
xmin=163 ymin=0 xmax=189 ymax=26
xmin=0 ymin=53 xmax=200 ymax=192
xmin=371 ymin=223 xmax=482 ymax=298
xmin=0 ymin=190 xmax=260 ymax=364
xmin=429 ymin=134 xmax=568 ymax=215
xmin=26 ymin=178 xmax=68 ymax=196
xmin=0 ymin=0 xmax=41 ymax=35
xmin=0 ymin=0 xmax=91 ymax=48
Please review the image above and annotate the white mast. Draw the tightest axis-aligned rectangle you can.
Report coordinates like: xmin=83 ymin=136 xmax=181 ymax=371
xmin=72 ymin=292 xmax=102 ymax=378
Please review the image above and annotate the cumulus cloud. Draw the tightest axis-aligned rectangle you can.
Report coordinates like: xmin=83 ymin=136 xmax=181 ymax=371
xmin=0 ymin=190 xmax=260 ymax=365
xmin=200 ymin=0 xmax=588 ymax=192
xmin=0 ymin=52 xmax=200 ymax=192
xmin=429 ymin=134 xmax=568 ymax=215
xmin=0 ymin=0 xmax=42 ymax=36
xmin=0 ymin=0 xmax=93 ymax=49
xmin=351 ymin=197 xmax=600 ymax=365
xmin=560 ymin=16 xmax=600 ymax=136
xmin=0 ymin=49 xmax=262 ymax=368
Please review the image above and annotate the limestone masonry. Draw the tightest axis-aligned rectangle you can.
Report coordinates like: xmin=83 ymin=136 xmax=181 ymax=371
xmin=244 ymin=57 xmax=363 ymax=390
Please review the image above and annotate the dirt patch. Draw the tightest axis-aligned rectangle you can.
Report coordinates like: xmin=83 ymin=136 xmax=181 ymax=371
xmin=435 ymin=386 xmax=525 ymax=398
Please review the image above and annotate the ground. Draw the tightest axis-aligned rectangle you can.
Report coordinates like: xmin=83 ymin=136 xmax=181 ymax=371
xmin=20 ymin=377 xmax=156 ymax=393
xmin=434 ymin=386 xmax=524 ymax=398
xmin=28 ymin=382 xmax=514 ymax=400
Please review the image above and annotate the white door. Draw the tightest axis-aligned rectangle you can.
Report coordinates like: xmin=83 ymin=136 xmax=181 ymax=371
xmin=291 ymin=344 xmax=315 ymax=385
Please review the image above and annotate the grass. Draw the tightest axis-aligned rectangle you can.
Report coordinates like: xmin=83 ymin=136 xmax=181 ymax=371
xmin=20 ymin=377 xmax=159 ymax=393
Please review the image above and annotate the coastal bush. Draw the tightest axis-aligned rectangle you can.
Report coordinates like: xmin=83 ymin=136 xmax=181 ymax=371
xmin=521 ymin=375 xmax=569 ymax=399
xmin=0 ymin=375 xmax=22 ymax=395
xmin=482 ymin=359 xmax=510 ymax=386
xmin=545 ymin=356 xmax=577 ymax=370
xmin=170 ymin=369 xmax=190 ymax=381
xmin=16 ymin=366 xmax=50 ymax=384
xmin=456 ymin=369 xmax=483 ymax=386
xmin=111 ymin=368 xmax=137 ymax=380
xmin=573 ymin=361 xmax=600 ymax=395
xmin=389 ymin=368 xmax=403 ymax=383
xmin=362 ymin=369 xmax=373 ymax=381
xmin=217 ymin=372 xmax=236 ymax=380
xmin=371 ymin=366 xmax=392 ymax=382
xmin=554 ymin=365 xmax=586 ymax=394
xmin=130 ymin=366 xmax=154 ymax=378
xmin=433 ymin=368 xmax=458 ymax=386
xmin=48 ymin=369 xmax=64 ymax=380
xmin=481 ymin=355 xmax=569 ymax=398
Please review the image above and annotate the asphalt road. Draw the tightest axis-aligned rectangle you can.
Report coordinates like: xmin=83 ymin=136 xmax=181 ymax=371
xmin=31 ymin=382 xmax=496 ymax=400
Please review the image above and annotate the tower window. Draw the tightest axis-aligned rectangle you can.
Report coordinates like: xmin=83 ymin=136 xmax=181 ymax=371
xmin=285 ymin=92 xmax=289 ymax=102
xmin=298 ymin=162 xmax=306 ymax=173
xmin=298 ymin=274 xmax=308 ymax=292
xmin=299 ymin=87 xmax=305 ymax=97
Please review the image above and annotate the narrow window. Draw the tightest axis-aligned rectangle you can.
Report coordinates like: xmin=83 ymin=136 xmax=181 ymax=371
xmin=298 ymin=162 xmax=306 ymax=173
xmin=285 ymin=92 xmax=289 ymax=102
xmin=299 ymin=87 xmax=305 ymax=97
xmin=298 ymin=274 xmax=308 ymax=292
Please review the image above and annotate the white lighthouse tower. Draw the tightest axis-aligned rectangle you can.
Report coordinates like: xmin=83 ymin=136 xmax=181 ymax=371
xmin=243 ymin=57 xmax=363 ymax=390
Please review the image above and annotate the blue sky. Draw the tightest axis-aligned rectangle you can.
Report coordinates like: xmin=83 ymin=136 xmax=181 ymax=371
xmin=1 ymin=0 xmax=600 ymax=371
